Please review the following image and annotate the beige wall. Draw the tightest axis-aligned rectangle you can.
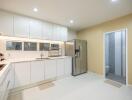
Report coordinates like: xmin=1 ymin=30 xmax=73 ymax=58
xmin=77 ymin=14 xmax=132 ymax=85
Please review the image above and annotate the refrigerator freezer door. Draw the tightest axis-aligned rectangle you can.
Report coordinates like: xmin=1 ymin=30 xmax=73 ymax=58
xmin=65 ymin=41 xmax=75 ymax=57
xmin=80 ymin=40 xmax=87 ymax=74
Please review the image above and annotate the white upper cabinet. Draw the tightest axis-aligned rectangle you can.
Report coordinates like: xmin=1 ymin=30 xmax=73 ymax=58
xmin=53 ymin=24 xmax=68 ymax=41
xmin=60 ymin=26 xmax=68 ymax=41
xmin=14 ymin=15 xmax=30 ymax=38
xmin=29 ymin=19 xmax=42 ymax=39
xmin=52 ymin=24 xmax=61 ymax=41
xmin=0 ymin=11 xmax=13 ymax=36
xmin=42 ymin=22 xmax=53 ymax=40
xmin=0 ymin=10 xmax=68 ymax=41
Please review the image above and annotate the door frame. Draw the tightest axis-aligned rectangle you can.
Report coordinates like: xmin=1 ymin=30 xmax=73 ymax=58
xmin=103 ymin=28 xmax=128 ymax=85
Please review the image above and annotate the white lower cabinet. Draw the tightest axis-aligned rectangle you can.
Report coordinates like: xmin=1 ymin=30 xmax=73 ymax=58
xmin=64 ymin=57 xmax=72 ymax=75
xmin=0 ymin=57 xmax=72 ymax=100
xmin=14 ymin=62 xmax=30 ymax=88
xmin=0 ymin=77 xmax=6 ymax=100
xmin=56 ymin=59 xmax=65 ymax=77
xmin=2 ymin=57 xmax=72 ymax=91
xmin=3 ymin=74 xmax=10 ymax=100
xmin=30 ymin=61 xmax=44 ymax=83
xmin=9 ymin=64 xmax=15 ymax=89
xmin=0 ymin=77 xmax=8 ymax=100
xmin=0 ymin=83 xmax=2 ymax=100
xmin=45 ymin=60 xmax=57 ymax=80
xmin=0 ymin=67 xmax=11 ymax=100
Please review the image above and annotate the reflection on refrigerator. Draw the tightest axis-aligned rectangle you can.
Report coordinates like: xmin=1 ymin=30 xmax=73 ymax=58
xmin=65 ymin=39 xmax=87 ymax=76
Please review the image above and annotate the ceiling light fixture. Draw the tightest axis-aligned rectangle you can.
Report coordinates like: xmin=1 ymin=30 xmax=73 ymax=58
xmin=33 ymin=8 xmax=38 ymax=12
xmin=111 ymin=0 xmax=118 ymax=2
xmin=70 ymin=20 xmax=74 ymax=24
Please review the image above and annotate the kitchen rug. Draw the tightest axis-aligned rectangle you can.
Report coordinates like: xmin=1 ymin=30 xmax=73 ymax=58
xmin=38 ymin=82 xmax=55 ymax=90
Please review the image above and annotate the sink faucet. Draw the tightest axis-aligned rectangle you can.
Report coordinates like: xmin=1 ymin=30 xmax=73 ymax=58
xmin=40 ymin=52 xmax=44 ymax=59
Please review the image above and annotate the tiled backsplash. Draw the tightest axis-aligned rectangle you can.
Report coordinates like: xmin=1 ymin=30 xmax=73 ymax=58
xmin=0 ymin=37 xmax=65 ymax=60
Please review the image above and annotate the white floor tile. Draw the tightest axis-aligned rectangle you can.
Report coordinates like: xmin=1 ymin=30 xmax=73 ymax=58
xmin=8 ymin=73 xmax=132 ymax=100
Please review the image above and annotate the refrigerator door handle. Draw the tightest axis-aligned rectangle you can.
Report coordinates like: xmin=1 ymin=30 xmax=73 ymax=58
xmin=78 ymin=46 xmax=81 ymax=57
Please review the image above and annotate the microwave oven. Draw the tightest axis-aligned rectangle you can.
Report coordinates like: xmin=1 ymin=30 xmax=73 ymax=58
xmin=50 ymin=44 xmax=59 ymax=50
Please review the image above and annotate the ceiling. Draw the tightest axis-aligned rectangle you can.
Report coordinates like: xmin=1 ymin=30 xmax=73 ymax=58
xmin=0 ymin=0 xmax=132 ymax=31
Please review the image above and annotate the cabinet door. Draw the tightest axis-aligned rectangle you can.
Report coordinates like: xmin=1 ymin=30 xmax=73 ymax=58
xmin=9 ymin=64 xmax=15 ymax=89
xmin=0 ymin=11 xmax=13 ymax=36
xmin=30 ymin=61 xmax=44 ymax=83
xmin=56 ymin=59 xmax=65 ymax=77
xmin=52 ymin=24 xmax=60 ymax=41
xmin=0 ymin=77 xmax=7 ymax=100
xmin=0 ymin=85 xmax=1 ymax=100
xmin=52 ymin=25 xmax=68 ymax=41
xmin=60 ymin=27 xmax=68 ymax=41
xmin=3 ymin=72 xmax=10 ymax=100
xmin=14 ymin=15 xmax=30 ymax=38
xmin=29 ymin=19 xmax=42 ymax=39
xmin=64 ymin=57 xmax=72 ymax=75
xmin=0 ymin=69 xmax=10 ymax=100
xmin=0 ymin=75 xmax=7 ymax=100
xmin=45 ymin=60 xmax=56 ymax=79
xmin=42 ymin=22 xmax=53 ymax=40
xmin=14 ymin=62 xmax=30 ymax=88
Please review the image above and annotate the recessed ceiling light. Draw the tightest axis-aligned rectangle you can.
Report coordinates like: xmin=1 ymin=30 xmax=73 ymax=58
xmin=70 ymin=20 xmax=74 ymax=24
xmin=111 ymin=0 xmax=118 ymax=2
xmin=33 ymin=8 xmax=38 ymax=12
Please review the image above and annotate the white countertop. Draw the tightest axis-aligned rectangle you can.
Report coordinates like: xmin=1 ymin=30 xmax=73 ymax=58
xmin=0 ymin=56 xmax=72 ymax=82
xmin=0 ymin=56 xmax=70 ymax=64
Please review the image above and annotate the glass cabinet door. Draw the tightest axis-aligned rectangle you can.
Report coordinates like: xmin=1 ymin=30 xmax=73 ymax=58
xmin=6 ymin=41 xmax=22 ymax=50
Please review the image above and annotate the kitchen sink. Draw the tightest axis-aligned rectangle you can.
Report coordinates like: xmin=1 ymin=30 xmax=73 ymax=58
xmin=0 ymin=64 xmax=6 ymax=71
xmin=36 ymin=58 xmax=51 ymax=60
xmin=48 ymin=55 xmax=61 ymax=57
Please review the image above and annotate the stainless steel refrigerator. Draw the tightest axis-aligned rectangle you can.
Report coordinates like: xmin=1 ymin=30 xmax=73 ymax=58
xmin=65 ymin=39 xmax=87 ymax=76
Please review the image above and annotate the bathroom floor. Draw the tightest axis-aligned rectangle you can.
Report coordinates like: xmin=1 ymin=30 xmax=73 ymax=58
xmin=8 ymin=73 xmax=132 ymax=100
xmin=106 ymin=73 xmax=126 ymax=84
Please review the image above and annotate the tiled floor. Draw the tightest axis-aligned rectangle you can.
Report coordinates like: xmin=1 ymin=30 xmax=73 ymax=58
xmin=8 ymin=73 xmax=132 ymax=100
xmin=106 ymin=73 xmax=126 ymax=84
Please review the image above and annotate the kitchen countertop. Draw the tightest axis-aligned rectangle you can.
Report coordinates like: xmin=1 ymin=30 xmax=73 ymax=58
xmin=0 ymin=56 xmax=71 ymax=82
xmin=0 ymin=56 xmax=69 ymax=64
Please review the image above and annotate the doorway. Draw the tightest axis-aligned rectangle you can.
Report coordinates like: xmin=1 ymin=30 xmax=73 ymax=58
xmin=104 ymin=29 xmax=127 ymax=84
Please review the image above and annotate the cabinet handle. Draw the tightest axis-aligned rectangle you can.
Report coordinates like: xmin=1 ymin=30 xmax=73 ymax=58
xmin=7 ymin=81 xmax=10 ymax=89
